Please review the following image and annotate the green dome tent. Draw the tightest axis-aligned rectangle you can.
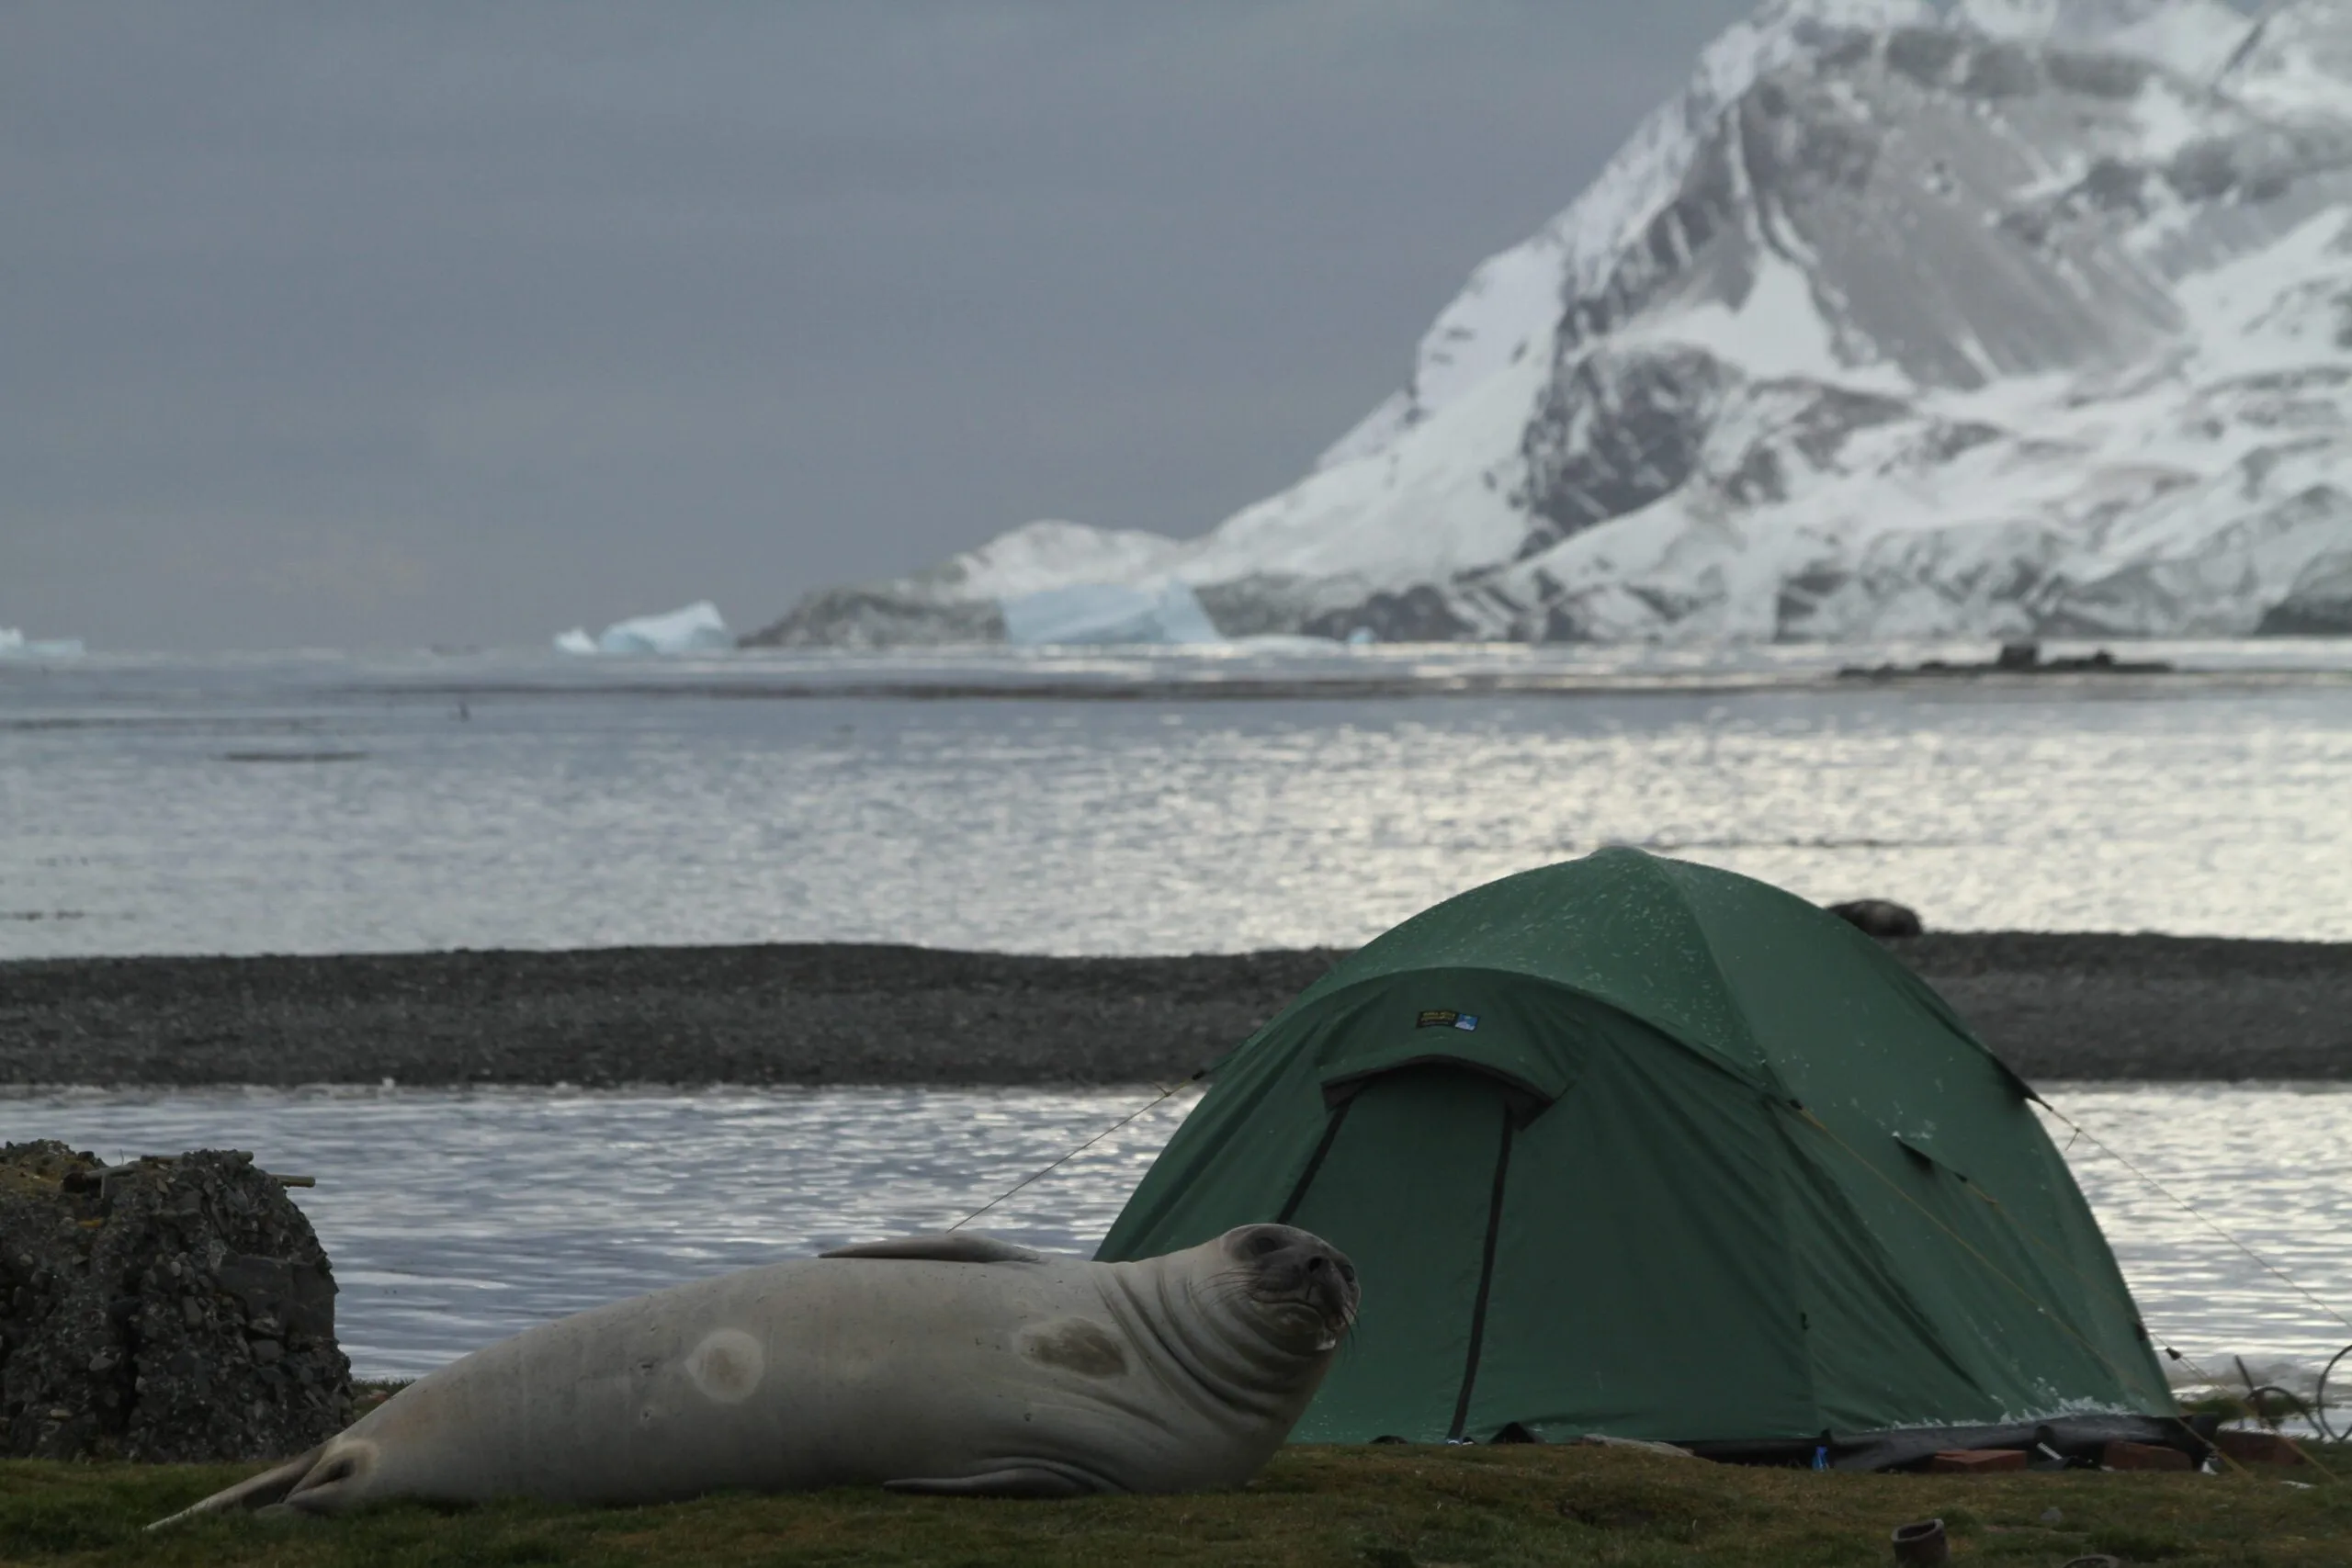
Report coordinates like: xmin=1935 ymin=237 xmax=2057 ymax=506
xmin=1097 ymin=849 xmax=2180 ymax=1467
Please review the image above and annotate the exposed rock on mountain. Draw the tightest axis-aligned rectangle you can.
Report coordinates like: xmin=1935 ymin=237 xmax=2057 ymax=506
xmin=750 ymin=0 xmax=2352 ymax=647
xmin=751 ymin=521 xmax=1179 ymax=649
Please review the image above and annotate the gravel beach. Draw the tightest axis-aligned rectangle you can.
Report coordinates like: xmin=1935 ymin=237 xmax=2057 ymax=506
xmin=2 ymin=934 xmax=2346 ymax=1088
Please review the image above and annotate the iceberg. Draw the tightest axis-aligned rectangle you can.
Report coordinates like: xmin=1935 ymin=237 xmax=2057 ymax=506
xmin=0 ymin=628 xmax=85 ymax=658
xmin=554 ymin=601 xmax=734 ymax=656
xmin=999 ymin=580 xmax=1221 ymax=646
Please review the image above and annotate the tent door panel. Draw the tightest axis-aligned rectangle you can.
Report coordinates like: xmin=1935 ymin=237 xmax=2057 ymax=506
xmin=1275 ymin=1096 xmax=1354 ymax=1225
xmin=1283 ymin=1065 xmax=1516 ymax=1444
xmin=1464 ymin=1037 xmax=1813 ymax=1443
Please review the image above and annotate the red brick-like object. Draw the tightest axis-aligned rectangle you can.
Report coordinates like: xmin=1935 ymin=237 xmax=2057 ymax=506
xmin=1926 ymin=1449 xmax=2029 ymax=1472
xmin=2214 ymin=1429 xmax=2306 ymax=1466
xmin=2102 ymin=1440 xmax=2193 ymax=1472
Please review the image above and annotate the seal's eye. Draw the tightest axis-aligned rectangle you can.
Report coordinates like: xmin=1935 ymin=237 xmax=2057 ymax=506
xmin=1338 ymin=1262 xmax=1356 ymax=1284
xmin=1248 ymin=1234 xmax=1284 ymax=1257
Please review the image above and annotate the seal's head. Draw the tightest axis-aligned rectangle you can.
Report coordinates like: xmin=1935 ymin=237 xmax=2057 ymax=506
xmin=1215 ymin=1224 xmax=1359 ymax=1353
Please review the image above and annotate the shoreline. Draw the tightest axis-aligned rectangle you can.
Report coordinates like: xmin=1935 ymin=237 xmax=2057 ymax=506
xmin=3 ymin=933 xmax=2347 ymax=1088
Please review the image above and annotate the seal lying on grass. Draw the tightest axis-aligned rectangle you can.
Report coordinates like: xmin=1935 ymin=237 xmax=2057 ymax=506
xmin=153 ymin=1223 xmax=1355 ymax=1523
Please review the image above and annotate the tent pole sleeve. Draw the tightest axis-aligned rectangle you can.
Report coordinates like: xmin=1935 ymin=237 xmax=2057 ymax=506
xmin=1449 ymin=1102 xmax=1518 ymax=1441
xmin=1275 ymin=1098 xmax=1355 ymax=1226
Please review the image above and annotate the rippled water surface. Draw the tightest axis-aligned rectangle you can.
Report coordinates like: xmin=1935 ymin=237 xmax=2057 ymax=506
xmin=12 ymin=1084 xmax=2350 ymax=1406
xmin=6 ymin=643 xmax=2352 ymax=955
xmin=8 ymin=1086 xmax=1197 ymax=1378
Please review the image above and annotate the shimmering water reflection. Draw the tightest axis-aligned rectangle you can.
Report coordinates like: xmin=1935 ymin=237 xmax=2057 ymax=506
xmin=2034 ymin=1086 xmax=2352 ymax=1408
xmin=9 ymin=1085 xmax=1199 ymax=1378
xmin=12 ymin=1084 xmax=2352 ymax=1417
xmin=9 ymin=647 xmax=2352 ymax=957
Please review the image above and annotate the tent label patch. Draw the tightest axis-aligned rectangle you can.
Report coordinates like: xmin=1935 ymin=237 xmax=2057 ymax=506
xmin=1417 ymin=1010 xmax=1479 ymax=1031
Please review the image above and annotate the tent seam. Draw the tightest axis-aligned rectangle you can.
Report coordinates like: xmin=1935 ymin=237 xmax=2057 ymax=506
xmin=1233 ymin=964 xmax=1775 ymax=1095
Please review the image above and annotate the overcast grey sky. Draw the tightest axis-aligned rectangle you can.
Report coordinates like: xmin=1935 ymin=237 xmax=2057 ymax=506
xmin=6 ymin=2 xmax=1763 ymax=650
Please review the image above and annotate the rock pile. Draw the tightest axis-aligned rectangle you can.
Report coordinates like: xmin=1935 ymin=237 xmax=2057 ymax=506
xmin=1827 ymin=899 xmax=1926 ymax=941
xmin=0 ymin=1140 xmax=351 ymax=1461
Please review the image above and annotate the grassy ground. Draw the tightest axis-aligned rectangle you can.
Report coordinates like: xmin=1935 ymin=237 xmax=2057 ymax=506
xmin=2 ymin=1444 xmax=2347 ymax=1568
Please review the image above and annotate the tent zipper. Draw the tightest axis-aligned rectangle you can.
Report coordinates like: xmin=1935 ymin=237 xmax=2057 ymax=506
xmin=1275 ymin=1098 xmax=1355 ymax=1225
xmin=1449 ymin=1101 xmax=1517 ymax=1441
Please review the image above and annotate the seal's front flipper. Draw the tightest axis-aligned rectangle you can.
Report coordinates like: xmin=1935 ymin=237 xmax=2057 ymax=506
xmin=885 ymin=1466 xmax=1091 ymax=1498
xmin=821 ymin=1234 xmax=1048 ymax=1265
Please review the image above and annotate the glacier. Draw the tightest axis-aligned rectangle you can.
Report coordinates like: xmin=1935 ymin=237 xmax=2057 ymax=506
xmin=747 ymin=0 xmax=2352 ymax=647
xmin=555 ymin=601 xmax=734 ymax=656
xmin=1000 ymin=580 xmax=1221 ymax=647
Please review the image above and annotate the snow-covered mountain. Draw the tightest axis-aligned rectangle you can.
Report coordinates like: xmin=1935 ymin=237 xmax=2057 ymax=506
xmin=747 ymin=0 xmax=2352 ymax=647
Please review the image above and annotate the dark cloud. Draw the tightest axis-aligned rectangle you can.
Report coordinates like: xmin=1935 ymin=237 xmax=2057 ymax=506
xmin=4 ymin=1 xmax=1755 ymax=649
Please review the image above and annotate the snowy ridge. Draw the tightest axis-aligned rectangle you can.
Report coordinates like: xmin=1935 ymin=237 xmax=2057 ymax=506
xmin=1317 ymin=0 xmax=1934 ymax=469
xmin=913 ymin=520 xmax=1185 ymax=600
xmin=748 ymin=0 xmax=2352 ymax=648
xmin=2220 ymin=0 xmax=2352 ymax=121
xmin=1957 ymin=0 xmax=2253 ymax=78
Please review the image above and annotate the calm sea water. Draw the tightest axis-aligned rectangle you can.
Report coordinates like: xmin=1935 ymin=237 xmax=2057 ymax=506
xmin=5 ymin=641 xmax=2352 ymax=955
xmin=7 ymin=1083 xmax=2349 ymax=1416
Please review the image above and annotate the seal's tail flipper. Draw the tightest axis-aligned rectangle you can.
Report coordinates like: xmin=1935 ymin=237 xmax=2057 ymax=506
xmin=885 ymin=1465 xmax=1094 ymax=1498
xmin=146 ymin=1447 xmax=324 ymax=1529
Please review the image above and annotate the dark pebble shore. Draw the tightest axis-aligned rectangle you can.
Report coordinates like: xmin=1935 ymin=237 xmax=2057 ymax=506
xmin=2 ymin=934 xmax=2348 ymax=1089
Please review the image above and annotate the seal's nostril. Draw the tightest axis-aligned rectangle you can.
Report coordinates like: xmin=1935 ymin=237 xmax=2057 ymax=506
xmin=1306 ymin=1256 xmax=1326 ymax=1271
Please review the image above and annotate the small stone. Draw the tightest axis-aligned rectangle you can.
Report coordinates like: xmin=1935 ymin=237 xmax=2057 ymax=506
xmin=2041 ymin=1507 xmax=2064 ymax=1527
xmin=2214 ymin=1428 xmax=2306 ymax=1466
xmin=1926 ymin=1448 xmax=2027 ymax=1472
xmin=249 ymin=1338 xmax=285 ymax=1365
xmin=2101 ymin=1439 xmax=2192 ymax=1472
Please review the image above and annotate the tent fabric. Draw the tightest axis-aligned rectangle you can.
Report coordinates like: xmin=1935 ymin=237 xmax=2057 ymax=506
xmin=1097 ymin=848 xmax=2175 ymax=1452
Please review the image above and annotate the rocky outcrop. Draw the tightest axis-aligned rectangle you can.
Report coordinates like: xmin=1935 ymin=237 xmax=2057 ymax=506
xmin=741 ymin=520 xmax=1182 ymax=648
xmin=1827 ymin=898 xmax=1927 ymax=939
xmin=0 ymin=1142 xmax=350 ymax=1461
xmin=743 ymin=583 xmax=1006 ymax=649
xmin=2258 ymin=549 xmax=2352 ymax=633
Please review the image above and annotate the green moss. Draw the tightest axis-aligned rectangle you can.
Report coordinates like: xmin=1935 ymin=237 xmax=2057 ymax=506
xmin=2 ymin=1444 xmax=2347 ymax=1567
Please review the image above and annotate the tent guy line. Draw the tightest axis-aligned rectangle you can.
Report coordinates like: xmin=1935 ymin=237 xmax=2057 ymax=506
xmin=944 ymin=1074 xmax=1198 ymax=1235
xmin=2036 ymin=1099 xmax=2352 ymax=1340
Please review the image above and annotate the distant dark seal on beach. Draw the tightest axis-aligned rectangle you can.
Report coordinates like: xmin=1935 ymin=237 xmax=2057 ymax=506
xmin=153 ymin=1224 xmax=1357 ymax=1523
xmin=1827 ymin=899 xmax=1925 ymax=940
